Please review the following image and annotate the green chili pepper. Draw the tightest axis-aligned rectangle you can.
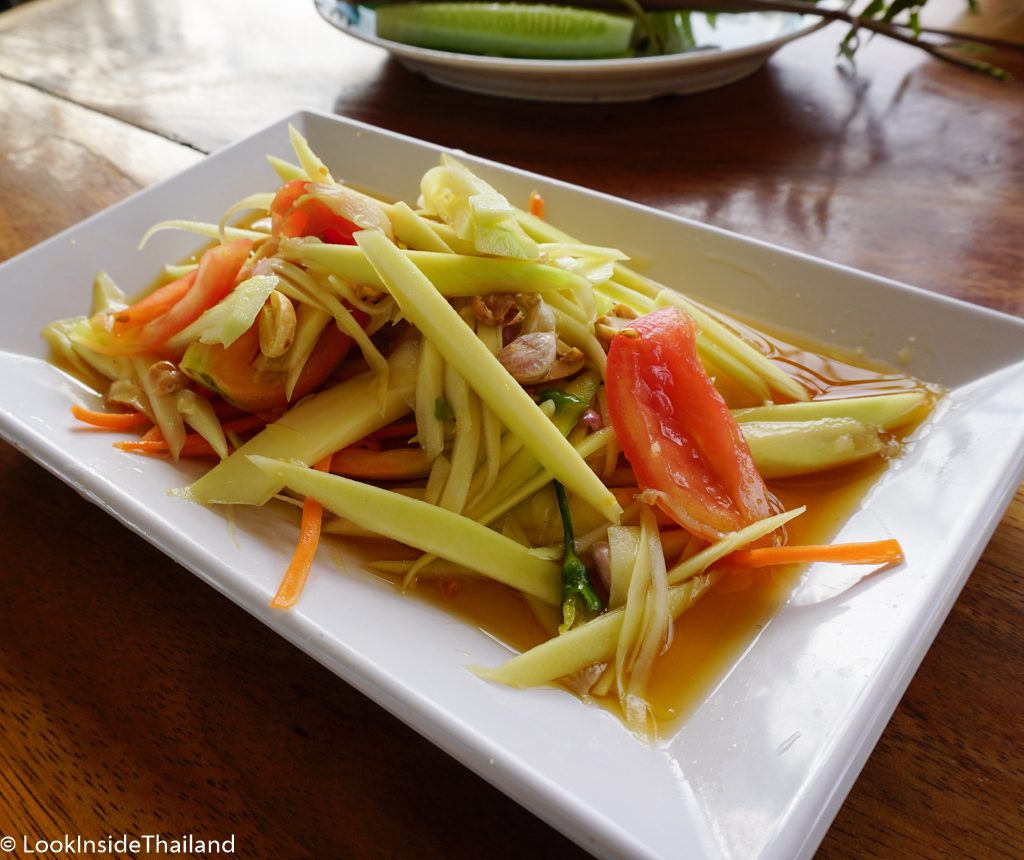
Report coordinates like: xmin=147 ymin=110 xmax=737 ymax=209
xmin=553 ymin=479 xmax=604 ymax=633
xmin=539 ymin=389 xmax=588 ymax=412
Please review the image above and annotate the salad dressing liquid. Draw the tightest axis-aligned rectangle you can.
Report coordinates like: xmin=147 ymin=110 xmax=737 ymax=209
xmin=409 ymin=323 xmax=935 ymax=736
xmin=61 ymin=248 xmax=935 ymax=735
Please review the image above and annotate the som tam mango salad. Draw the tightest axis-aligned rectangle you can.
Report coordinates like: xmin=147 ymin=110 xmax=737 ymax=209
xmin=45 ymin=126 xmax=936 ymax=738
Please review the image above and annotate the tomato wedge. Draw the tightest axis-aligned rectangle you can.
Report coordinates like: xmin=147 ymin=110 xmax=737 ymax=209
xmin=606 ymin=306 xmax=772 ymax=541
xmin=111 ymin=269 xmax=198 ymax=329
xmin=91 ymin=238 xmax=253 ymax=356
xmin=270 ymin=179 xmax=308 ymax=223
xmin=179 ymin=321 xmax=356 ymax=413
xmin=271 ymin=179 xmax=360 ymax=245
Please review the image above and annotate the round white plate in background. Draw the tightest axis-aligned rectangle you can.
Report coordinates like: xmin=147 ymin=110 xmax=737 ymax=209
xmin=314 ymin=0 xmax=840 ymax=101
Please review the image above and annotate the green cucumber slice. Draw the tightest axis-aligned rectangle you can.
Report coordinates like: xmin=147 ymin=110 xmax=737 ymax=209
xmin=374 ymin=2 xmax=636 ymax=59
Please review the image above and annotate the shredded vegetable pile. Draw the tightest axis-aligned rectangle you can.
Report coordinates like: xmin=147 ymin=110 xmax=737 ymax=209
xmin=46 ymin=126 xmax=932 ymax=738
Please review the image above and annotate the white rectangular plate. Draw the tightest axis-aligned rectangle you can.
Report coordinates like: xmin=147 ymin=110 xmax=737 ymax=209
xmin=1 ymin=111 xmax=1022 ymax=860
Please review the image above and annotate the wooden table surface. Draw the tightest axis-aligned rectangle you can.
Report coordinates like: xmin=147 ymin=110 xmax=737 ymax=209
xmin=0 ymin=0 xmax=1021 ymax=857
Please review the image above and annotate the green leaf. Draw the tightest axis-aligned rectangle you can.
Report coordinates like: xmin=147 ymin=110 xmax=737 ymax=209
xmin=882 ymin=0 xmax=923 ymax=24
xmin=861 ymin=0 xmax=887 ymax=20
xmin=838 ymin=28 xmax=860 ymax=63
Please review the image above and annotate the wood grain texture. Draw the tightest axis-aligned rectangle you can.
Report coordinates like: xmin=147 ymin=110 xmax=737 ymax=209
xmin=0 ymin=84 xmax=201 ymax=259
xmin=0 ymin=441 xmax=589 ymax=859
xmin=0 ymin=0 xmax=1021 ymax=857
xmin=2 ymin=0 xmax=1022 ymax=312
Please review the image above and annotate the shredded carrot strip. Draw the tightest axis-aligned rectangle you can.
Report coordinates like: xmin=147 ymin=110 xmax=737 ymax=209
xmin=270 ymin=453 xmax=334 ymax=608
xmin=71 ymin=404 xmax=150 ymax=430
xmin=528 ymin=190 xmax=545 ymax=220
xmin=115 ymin=415 xmax=266 ymax=457
xmin=331 ymin=446 xmax=431 ymax=480
xmin=728 ymin=539 xmax=905 ymax=568
xmin=115 ymin=436 xmax=220 ymax=457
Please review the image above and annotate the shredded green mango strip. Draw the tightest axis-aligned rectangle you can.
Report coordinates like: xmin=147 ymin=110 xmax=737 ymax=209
xmin=617 ymin=506 xmax=670 ymax=738
xmin=183 ymin=340 xmax=418 ymax=506
xmin=90 ymin=271 xmax=126 ymax=316
xmin=133 ymin=355 xmax=185 ymax=460
xmin=514 ymin=207 xmax=579 ymax=248
xmin=593 ymin=279 xmax=656 ymax=316
xmin=419 ymin=220 xmax=484 ymax=256
xmin=325 ymin=274 xmax=395 ymax=317
xmin=354 ymin=229 xmax=622 ymax=524
xmin=43 ymin=318 xmax=118 ymax=390
xmin=218 ymin=192 xmax=274 ymax=243
xmin=543 ymin=288 xmax=590 ymax=325
xmin=607 ymin=525 xmax=641 ymax=611
xmin=247 ymin=457 xmax=561 ymax=605
xmin=414 ymin=337 xmax=446 ymax=462
xmin=466 ymin=375 xmax=600 ymax=522
xmin=176 ymin=389 xmax=228 ymax=460
xmin=697 ymin=335 xmax=772 ymax=402
xmin=421 ymin=154 xmax=539 ymax=259
xmin=266 ymin=155 xmax=306 ymax=182
xmin=402 ymin=378 xmax=598 ymax=592
xmin=280 ymin=241 xmax=590 ymax=297
xmin=474 ymin=324 xmax=504 ymax=502
xmin=653 ymin=290 xmax=808 ymax=402
xmin=291 ymin=270 xmax=391 ymax=403
xmin=386 ymin=201 xmax=454 ymax=253
xmin=364 ymin=559 xmax=483 ymax=580
xmin=549 ymin=307 xmax=608 ymax=377
xmin=288 ymin=123 xmax=335 ymax=185
xmin=471 ymin=426 xmax=614 ymax=530
xmin=472 ymin=574 xmax=716 ymax=689
xmin=137 ymin=220 xmax=268 ymax=251
xmin=266 ymin=259 xmax=331 ymax=314
xmin=163 ymin=262 xmax=199 ymax=280
xmin=164 ymin=275 xmax=279 ymax=351
xmin=742 ymin=419 xmax=884 ymax=479
xmin=597 ymin=277 xmax=771 ymax=400
xmin=284 ymin=304 xmax=332 ymax=401
xmin=438 ymin=365 xmax=481 ymax=514
xmin=667 ymin=506 xmax=805 ymax=585
xmin=732 ymin=391 xmax=930 ymax=430
xmin=515 ymin=205 xmax=808 ymax=403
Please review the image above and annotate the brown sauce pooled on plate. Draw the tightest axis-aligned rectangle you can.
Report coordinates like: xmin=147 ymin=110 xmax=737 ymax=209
xmin=405 ymin=317 xmax=937 ymax=735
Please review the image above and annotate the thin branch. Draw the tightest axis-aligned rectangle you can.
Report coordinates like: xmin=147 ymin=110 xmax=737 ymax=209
xmin=846 ymin=17 xmax=1013 ymax=76
xmin=622 ymin=0 xmax=1024 ymax=53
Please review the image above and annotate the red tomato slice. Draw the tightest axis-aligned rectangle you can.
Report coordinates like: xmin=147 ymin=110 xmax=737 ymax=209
xmin=606 ymin=306 xmax=772 ymax=541
xmin=111 ymin=269 xmax=198 ymax=329
xmin=93 ymin=238 xmax=253 ymax=356
xmin=270 ymin=179 xmax=308 ymax=223
xmin=182 ymin=318 xmax=358 ymax=413
xmin=271 ymin=180 xmax=360 ymax=245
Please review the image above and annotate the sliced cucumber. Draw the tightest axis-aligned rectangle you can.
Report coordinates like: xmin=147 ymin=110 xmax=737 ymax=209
xmin=374 ymin=3 xmax=635 ymax=59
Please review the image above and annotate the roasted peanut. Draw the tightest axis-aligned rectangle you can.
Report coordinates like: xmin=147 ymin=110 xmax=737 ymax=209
xmin=146 ymin=360 xmax=187 ymax=396
xmin=258 ymin=290 xmax=297 ymax=358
